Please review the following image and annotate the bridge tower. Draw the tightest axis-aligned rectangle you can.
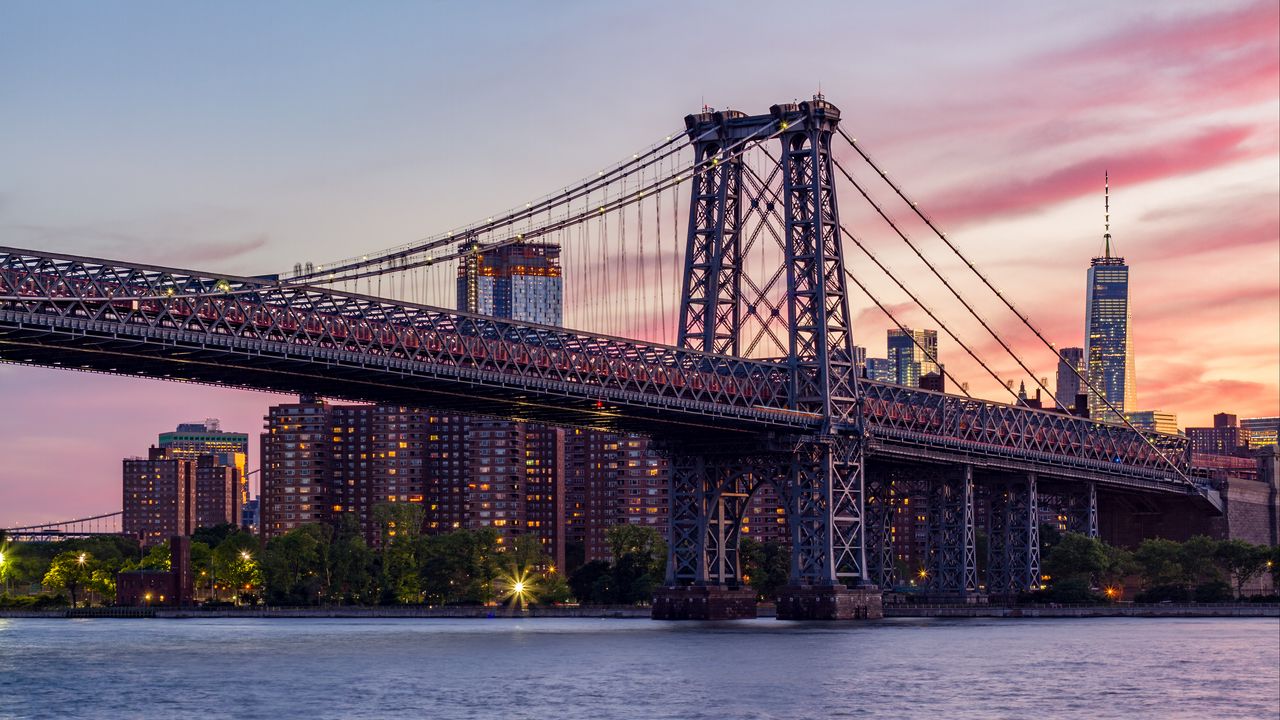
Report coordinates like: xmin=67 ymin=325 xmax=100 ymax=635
xmin=654 ymin=99 xmax=880 ymax=621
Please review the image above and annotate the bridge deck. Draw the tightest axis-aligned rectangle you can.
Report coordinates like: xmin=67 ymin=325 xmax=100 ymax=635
xmin=0 ymin=247 xmax=1207 ymax=502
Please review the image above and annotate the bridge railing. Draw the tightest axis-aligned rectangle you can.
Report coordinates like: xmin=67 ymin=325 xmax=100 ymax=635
xmin=861 ymin=382 xmax=1192 ymax=481
xmin=0 ymin=248 xmax=795 ymax=415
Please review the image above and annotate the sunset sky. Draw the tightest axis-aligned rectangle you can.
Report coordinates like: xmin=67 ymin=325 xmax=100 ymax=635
xmin=2 ymin=0 xmax=1277 ymax=525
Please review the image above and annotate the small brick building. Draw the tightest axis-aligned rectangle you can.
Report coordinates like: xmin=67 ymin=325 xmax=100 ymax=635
xmin=117 ymin=535 xmax=193 ymax=606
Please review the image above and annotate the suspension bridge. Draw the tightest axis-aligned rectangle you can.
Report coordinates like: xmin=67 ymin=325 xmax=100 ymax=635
xmin=0 ymin=512 xmax=123 ymax=542
xmin=0 ymin=97 xmax=1218 ymax=619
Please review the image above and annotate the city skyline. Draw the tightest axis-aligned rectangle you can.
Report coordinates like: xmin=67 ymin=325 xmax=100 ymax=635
xmin=2 ymin=0 xmax=1277 ymax=525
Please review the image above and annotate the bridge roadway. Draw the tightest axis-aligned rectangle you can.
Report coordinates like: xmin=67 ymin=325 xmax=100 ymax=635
xmin=0 ymin=247 xmax=1212 ymax=507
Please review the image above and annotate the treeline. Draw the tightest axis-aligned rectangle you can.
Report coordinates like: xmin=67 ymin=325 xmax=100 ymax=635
xmin=1038 ymin=532 xmax=1279 ymax=603
xmin=1 ymin=510 xmax=669 ymax=608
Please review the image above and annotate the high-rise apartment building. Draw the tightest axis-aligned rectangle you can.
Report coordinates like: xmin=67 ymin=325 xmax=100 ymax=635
xmin=563 ymin=430 xmax=669 ymax=564
xmin=1055 ymin=347 xmax=1085 ymax=411
xmin=457 ymin=242 xmax=563 ymax=325
xmin=259 ymin=400 xmax=571 ymax=563
xmin=123 ymin=448 xmax=195 ymax=547
xmin=1084 ymin=177 xmax=1134 ymax=422
xmin=123 ymin=445 xmax=243 ymax=545
xmin=887 ymin=328 xmax=939 ymax=388
xmin=260 ymin=396 xmax=333 ymax=539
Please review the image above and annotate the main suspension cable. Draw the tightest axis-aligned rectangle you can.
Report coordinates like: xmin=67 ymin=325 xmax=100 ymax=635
xmin=835 ymin=127 xmax=1193 ymax=482
xmin=831 ymin=155 xmax=1059 ymax=407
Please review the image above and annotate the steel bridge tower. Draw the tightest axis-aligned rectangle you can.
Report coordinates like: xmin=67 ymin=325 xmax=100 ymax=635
xmin=655 ymin=98 xmax=880 ymax=620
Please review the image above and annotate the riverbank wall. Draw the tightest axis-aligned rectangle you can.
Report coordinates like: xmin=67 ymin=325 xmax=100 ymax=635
xmin=2 ymin=603 xmax=1276 ymax=619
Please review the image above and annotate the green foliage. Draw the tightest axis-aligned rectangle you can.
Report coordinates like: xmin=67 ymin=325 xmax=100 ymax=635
xmin=567 ymin=525 xmax=667 ymax=605
xmin=1215 ymin=540 xmax=1272 ymax=598
xmin=192 ymin=523 xmax=241 ymax=548
xmin=1042 ymin=533 xmax=1107 ymax=586
xmin=261 ymin=525 xmax=327 ymax=605
xmin=741 ymin=538 xmax=789 ymax=602
xmin=568 ymin=560 xmax=612 ymax=604
xmin=42 ymin=551 xmax=96 ymax=607
xmin=1134 ymin=538 xmax=1185 ymax=589
xmin=1193 ymin=580 xmax=1232 ymax=603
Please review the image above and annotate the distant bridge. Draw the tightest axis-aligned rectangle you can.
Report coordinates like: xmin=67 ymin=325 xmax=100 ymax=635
xmin=1 ymin=511 xmax=123 ymax=542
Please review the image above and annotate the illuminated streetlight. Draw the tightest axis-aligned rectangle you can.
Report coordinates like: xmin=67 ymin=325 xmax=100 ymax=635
xmin=240 ymin=551 xmax=252 ymax=562
xmin=77 ymin=553 xmax=87 ymax=565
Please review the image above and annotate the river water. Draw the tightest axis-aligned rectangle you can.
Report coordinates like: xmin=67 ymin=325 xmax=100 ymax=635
xmin=0 ymin=616 xmax=1276 ymax=719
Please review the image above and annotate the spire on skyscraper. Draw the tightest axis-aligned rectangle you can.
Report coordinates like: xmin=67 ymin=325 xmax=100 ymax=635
xmin=1103 ymin=171 xmax=1111 ymax=259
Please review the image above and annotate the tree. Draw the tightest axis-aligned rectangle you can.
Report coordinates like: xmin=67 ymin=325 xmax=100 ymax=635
xmin=1179 ymin=535 xmax=1222 ymax=587
xmin=1271 ymin=546 xmax=1280 ymax=593
xmin=1134 ymin=538 xmax=1184 ymax=590
xmin=216 ymin=538 xmax=263 ymax=605
xmin=1042 ymin=533 xmax=1107 ymax=589
xmin=606 ymin=524 xmax=665 ymax=569
xmin=192 ymin=523 xmax=240 ymax=548
xmin=375 ymin=503 xmax=426 ymax=604
xmin=741 ymin=538 xmax=789 ymax=602
xmin=419 ymin=529 xmax=499 ymax=605
xmin=326 ymin=515 xmax=373 ymax=604
xmin=43 ymin=551 xmax=94 ymax=607
xmin=569 ymin=560 xmax=612 ymax=605
xmin=261 ymin=525 xmax=326 ymax=605
xmin=1215 ymin=540 xmax=1271 ymax=599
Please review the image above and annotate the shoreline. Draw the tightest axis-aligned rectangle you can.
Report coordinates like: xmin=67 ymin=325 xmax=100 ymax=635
xmin=1 ymin=603 xmax=1276 ymax=619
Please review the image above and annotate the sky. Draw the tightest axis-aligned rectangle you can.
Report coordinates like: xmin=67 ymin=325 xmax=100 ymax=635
xmin=1 ymin=0 xmax=1277 ymax=525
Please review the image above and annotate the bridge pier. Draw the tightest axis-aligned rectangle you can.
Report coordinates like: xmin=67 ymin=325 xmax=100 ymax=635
xmin=775 ymin=584 xmax=883 ymax=620
xmin=925 ymin=465 xmax=979 ymax=601
xmin=986 ymin=473 xmax=1041 ymax=598
xmin=651 ymin=585 xmax=758 ymax=620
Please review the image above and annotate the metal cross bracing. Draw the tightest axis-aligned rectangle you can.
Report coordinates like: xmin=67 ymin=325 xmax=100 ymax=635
xmin=925 ymin=465 xmax=979 ymax=597
xmin=0 ymin=247 xmax=801 ymax=435
xmin=0 ymin=245 xmax=1207 ymax=488
xmin=986 ymin=475 xmax=1041 ymax=597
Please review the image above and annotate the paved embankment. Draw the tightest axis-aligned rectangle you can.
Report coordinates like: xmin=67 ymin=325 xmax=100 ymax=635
xmin=884 ymin=603 xmax=1280 ymax=618
xmin=3 ymin=604 xmax=1277 ymax=619
xmin=0 ymin=606 xmax=653 ymax=619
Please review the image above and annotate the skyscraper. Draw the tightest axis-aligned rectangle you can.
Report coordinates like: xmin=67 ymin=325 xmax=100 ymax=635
xmin=887 ymin=328 xmax=939 ymax=388
xmin=457 ymin=242 xmax=563 ymax=325
xmin=1055 ymin=347 xmax=1085 ymax=411
xmin=158 ymin=419 xmax=249 ymax=507
xmin=1084 ymin=176 xmax=1134 ymax=422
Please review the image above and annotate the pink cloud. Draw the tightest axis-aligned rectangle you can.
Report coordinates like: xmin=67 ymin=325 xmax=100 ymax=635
xmin=923 ymin=125 xmax=1261 ymax=226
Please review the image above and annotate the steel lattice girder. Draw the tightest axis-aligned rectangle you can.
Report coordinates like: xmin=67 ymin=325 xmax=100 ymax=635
xmin=863 ymin=471 xmax=896 ymax=588
xmin=1061 ymin=482 xmax=1100 ymax=538
xmin=0 ymin=248 xmax=799 ymax=430
xmin=774 ymin=101 xmax=858 ymax=420
xmin=678 ymin=111 xmax=744 ymax=357
xmin=987 ymin=475 xmax=1041 ymax=595
xmin=664 ymin=447 xmax=786 ymax=587
xmin=666 ymin=454 xmax=705 ymax=584
xmin=927 ymin=466 xmax=977 ymax=595
xmin=859 ymin=382 xmax=1197 ymax=487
